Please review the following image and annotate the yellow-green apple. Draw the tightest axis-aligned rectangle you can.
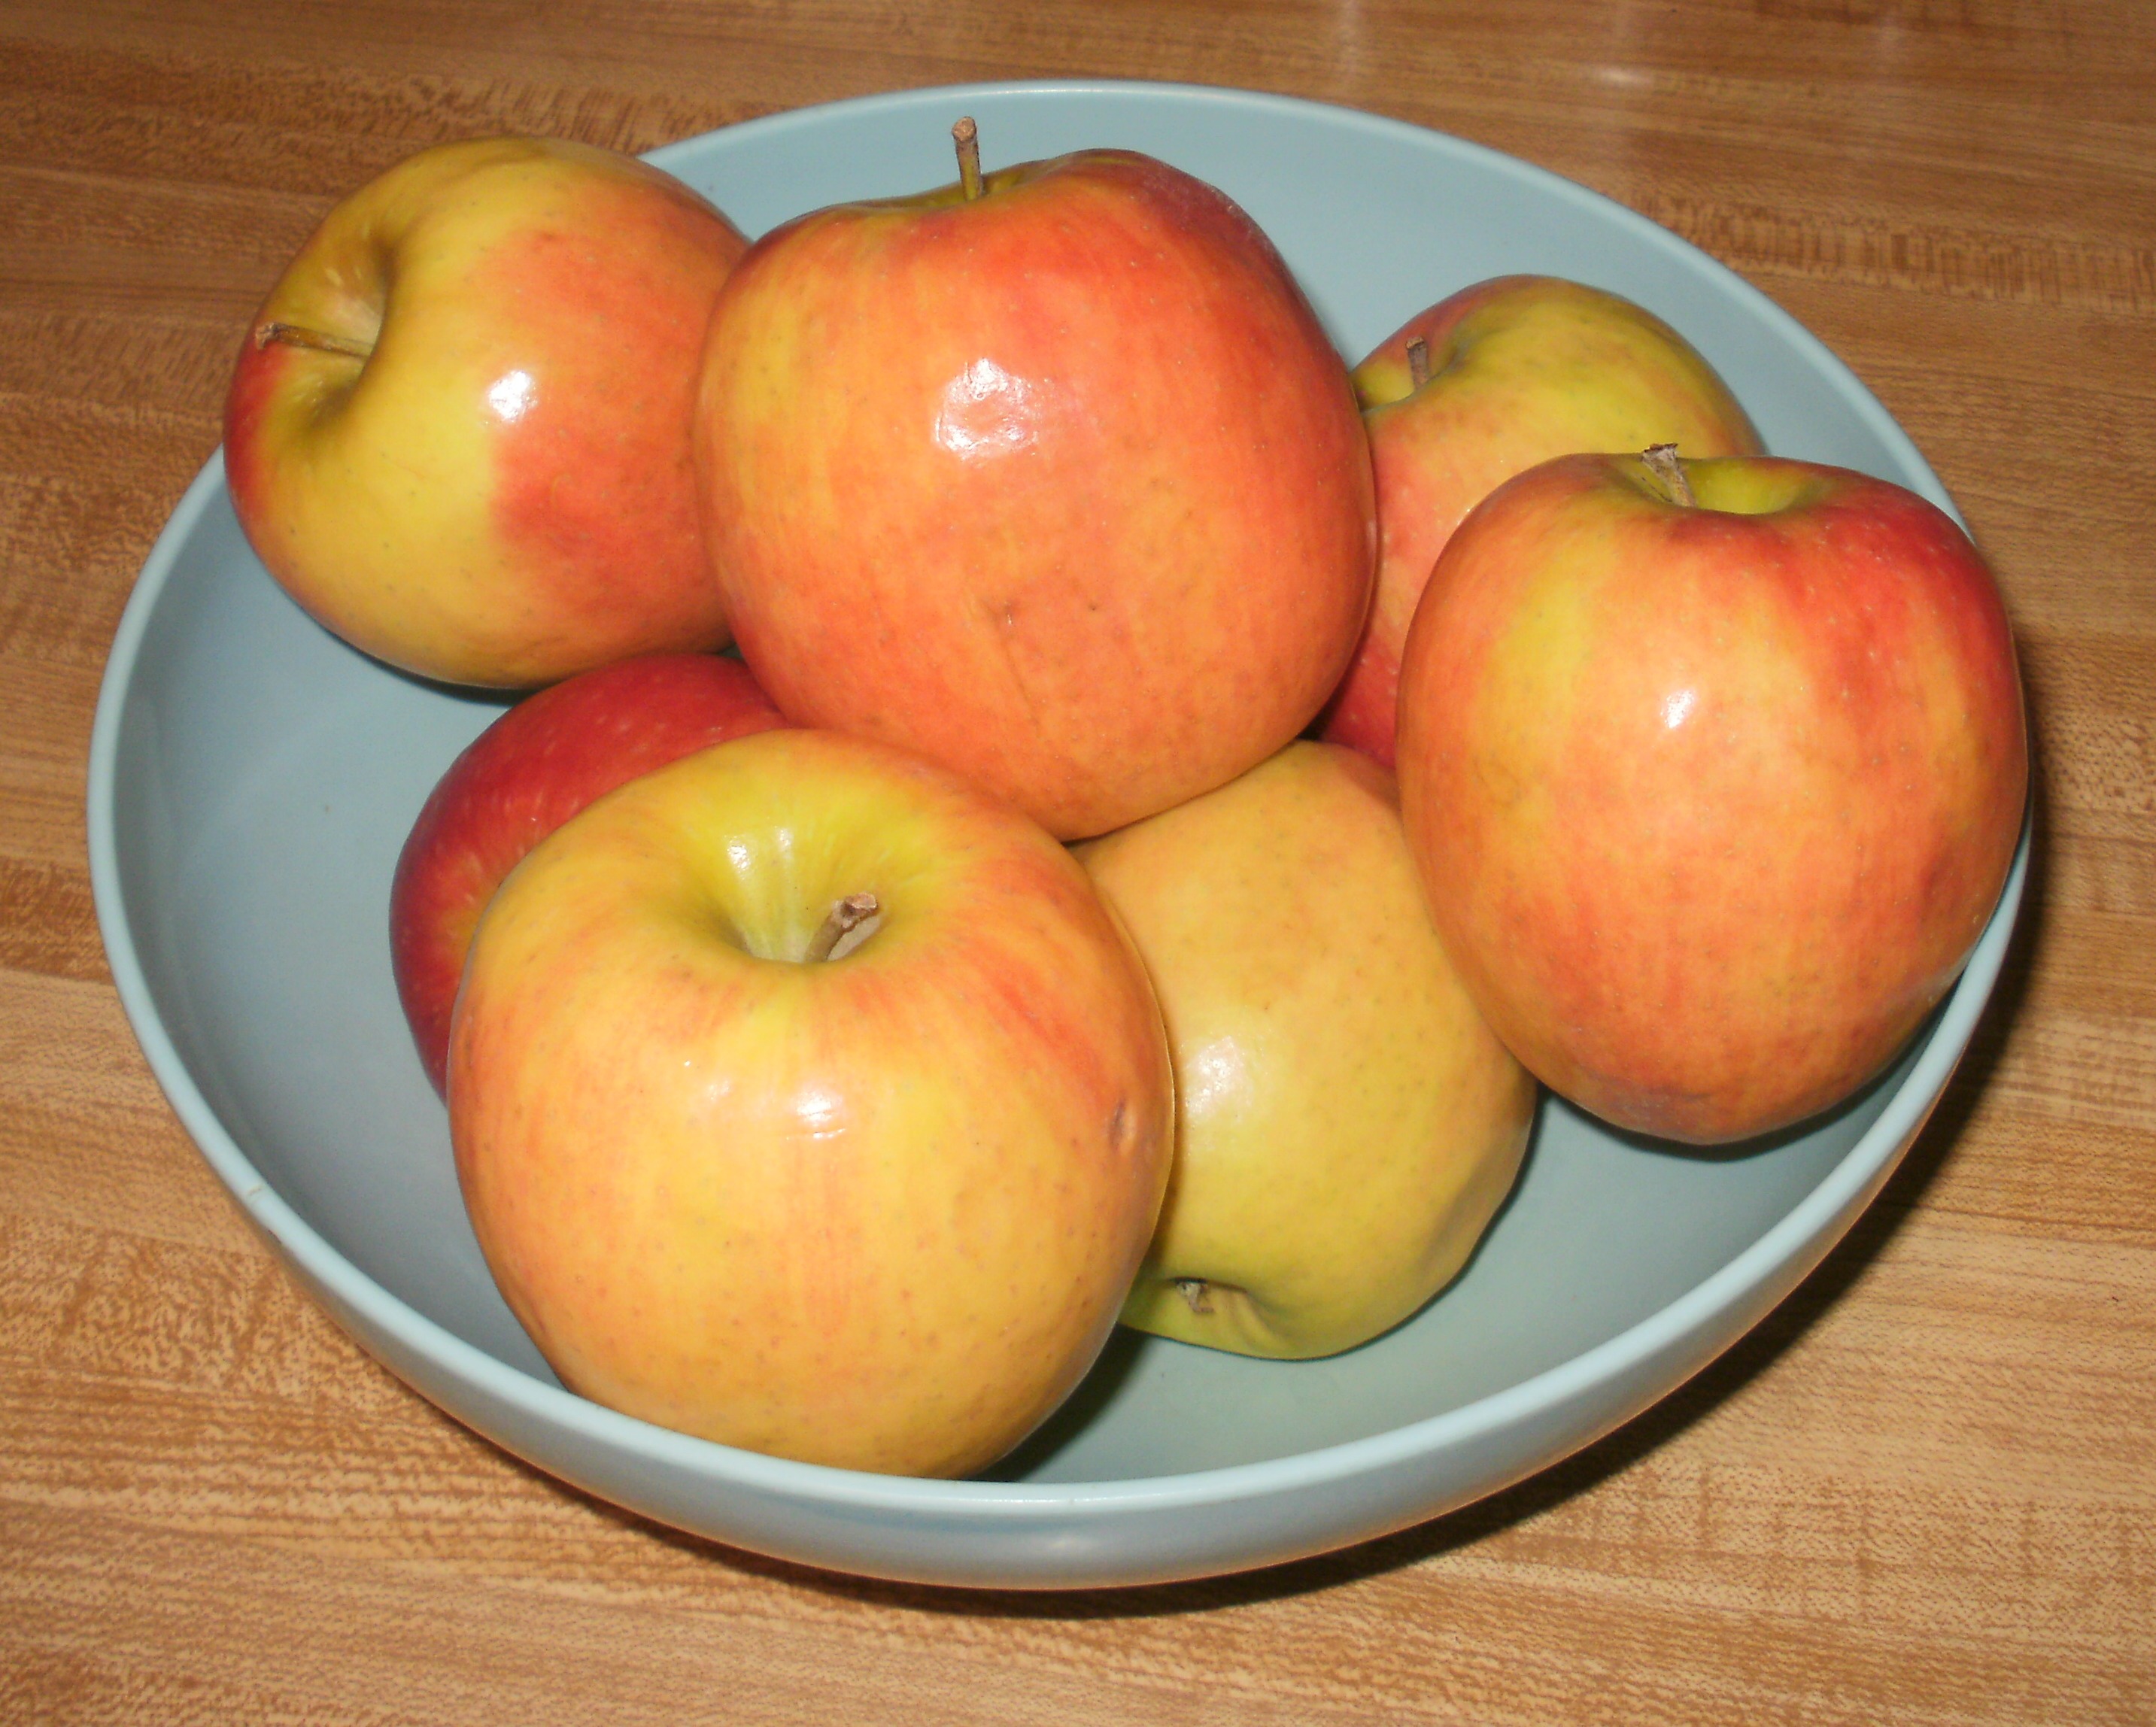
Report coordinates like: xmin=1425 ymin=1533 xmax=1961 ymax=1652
xmin=1322 ymin=275 xmax=1761 ymax=766
xmin=224 ymin=137 xmax=748 ymax=687
xmin=448 ymin=727 xmax=1174 ymax=1477
xmin=1395 ymin=449 xmax=2027 ymax=1144
xmin=390 ymin=652 xmax=785 ymax=1095
xmin=694 ymin=125 xmax=1376 ymax=840
xmin=1077 ymin=742 xmax=1535 ymax=1358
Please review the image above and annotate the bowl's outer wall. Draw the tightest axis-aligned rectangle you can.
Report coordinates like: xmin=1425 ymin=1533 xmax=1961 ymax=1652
xmin=89 ymin=81 xmax=2024 ymax=1588
xmin=278 ymin=1091 xmax=1945 ymax=1587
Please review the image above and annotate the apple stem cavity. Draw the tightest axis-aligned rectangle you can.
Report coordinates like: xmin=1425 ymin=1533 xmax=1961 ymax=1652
xmin=806 ymin=892 xmax=882 ymax=963
xmin=255 ymin=320 xmax=375 ymax=362
xmin=1407 ymin=336 xmax=1431 ymax=390
xmin=952 ymin=116 xmax=983 ymax=201
xmin=1643 ymin=442 xmax=1698 ymax=508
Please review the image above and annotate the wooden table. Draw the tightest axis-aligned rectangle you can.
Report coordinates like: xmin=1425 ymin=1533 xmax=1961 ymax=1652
xmin=5 ymin=3 xmax=2151 ymax=1720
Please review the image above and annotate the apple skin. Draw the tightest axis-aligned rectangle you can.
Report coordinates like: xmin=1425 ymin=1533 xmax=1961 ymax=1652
xmin=1078 ymin=742 xmax=1535 ymax=1358
xmin=694 ymin=147 xmax=1376 ymax=841
xmin=448 ymin=728 xmax=1175 ymax=1478
xmin=224 ymin=137 xmax=748 ymax=687
xmin=389 ymin=652 xmax=786 ymax=1097
xmin=1395 ymin=452 xmax=2028 ymax=1145
xmin=1321 ymin=275 xmax=1762 ymax=767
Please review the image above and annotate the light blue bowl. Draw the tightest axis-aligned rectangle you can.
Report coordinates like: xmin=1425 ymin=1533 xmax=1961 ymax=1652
xmin=88 ymin=80 xmax=2027 ymax=1589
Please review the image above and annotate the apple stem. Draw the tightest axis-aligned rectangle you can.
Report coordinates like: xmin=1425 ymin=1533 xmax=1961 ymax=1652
xmin=1643 ymin=442 xmax=1697 ymax=508
xmin=805 ymin=892 xmax=881 ymax=963
xmin=952 ymin=116 xmax=983 ymax=201
xmin=255 ymin=320 xmax=375 ymax=362
xmin=1174 ymin=1278 xmax=1214 ymax=1316
xmin=1407 ymin=336 xmax=1431 ymax=390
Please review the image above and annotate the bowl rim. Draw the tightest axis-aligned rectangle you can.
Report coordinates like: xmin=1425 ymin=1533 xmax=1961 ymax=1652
xmin=87 ymin=75 xmax=2030 ymax=1520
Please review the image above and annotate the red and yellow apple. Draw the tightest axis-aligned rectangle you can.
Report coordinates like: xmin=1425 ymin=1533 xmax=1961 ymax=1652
xmin=448 ymin=727 xmax=1174 ymax=1477
xmin=694 ymin=130 xmax=1376 ymax=840
xmin=1079 ymin=742 xmax=1535 ymax=1358
xmin=390 ymin=651 xmax=785 ymax=1095
xmin=1322 ymin=275 xmax=1761 ymax=766
xmin=1395 ymin=451 xmax=2027 ymax=1144
xmin=225 ymin=136 xmax=748 ymax=687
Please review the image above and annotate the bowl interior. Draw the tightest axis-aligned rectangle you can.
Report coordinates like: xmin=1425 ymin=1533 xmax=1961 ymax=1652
xmin=105 ymin=83 xmax=1953 ymax=1487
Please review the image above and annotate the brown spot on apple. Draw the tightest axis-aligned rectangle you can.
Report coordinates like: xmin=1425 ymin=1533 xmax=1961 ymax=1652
xmin=1474 ymin=748 xmax=1528 ymax=808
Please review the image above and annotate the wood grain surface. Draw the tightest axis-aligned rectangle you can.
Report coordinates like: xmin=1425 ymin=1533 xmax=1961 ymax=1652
xmin=4 ymin=2 xmax=2152 ymax=1721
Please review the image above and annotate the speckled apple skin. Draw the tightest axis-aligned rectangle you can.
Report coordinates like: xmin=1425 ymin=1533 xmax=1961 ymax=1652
xmin=1080 ymin=742 xmax=1535 ymax=1360
xmin=448 ymin=729 xmax=1175 ymax=1479
xmin=694 ymin=150 xmax=1376 ymax=841
xmin=390 ymin=652 xmax=786 ymax=1095
xmin=1322 ymin=275 xmax=1762 ymax=768
xmin=224 ymin=138 xmax=746 ymax=687
xmin=1395 ymin=453 xmax=2027 ymax=1145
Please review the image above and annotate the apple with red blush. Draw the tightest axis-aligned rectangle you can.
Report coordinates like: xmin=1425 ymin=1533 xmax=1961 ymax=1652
xmin=694 ymin=120 xmax=1374 ymax=840
xmin=1395 ymin=448 xmax=2027 ymax=1144
xmin=224 ymin=137 xmax=749 ymax=688
xmin=1323 ymin=275 xmax=1761 ymax=766
xmin=448 ymin=729 xmax=1174 ymax=1476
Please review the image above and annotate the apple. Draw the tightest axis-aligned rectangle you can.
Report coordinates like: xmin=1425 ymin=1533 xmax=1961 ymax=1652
xmin=224 ymin=136 xmax=749 ymax=688
xmin=389 ymin=651 xmax=786 ymax=1096
xmin=1078 ymin=742 xmax=1536 ymax=1358
xmin=694 ymin=122 xmax=1376 ymax=841
xmin=1322 ymin=275 xmax=1762 ymax=766
xmin=1395 ymin=449 xmax=2028 ymax=1144
xmin=448 ymin=727 xmax=1175 ymax=1477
